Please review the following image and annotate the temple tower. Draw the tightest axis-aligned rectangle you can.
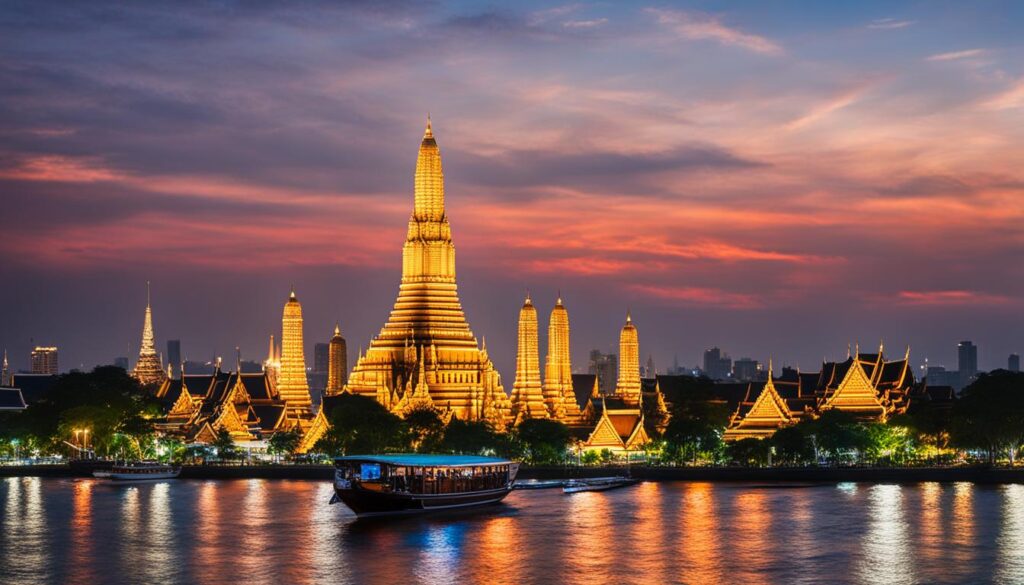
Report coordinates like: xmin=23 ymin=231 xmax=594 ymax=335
xmin=542 ymin=295 xmax=581 ymax=420
xmin=326 ymin=324 xmax=347 ymax=396
xmin=616 ymin=312 xmax=641 ymax=406
xmin=344 ymin=119 xmax=509 ymax=424
xmin=132 ymin=282 xmax=166 ymax=386
xmin=1 ymin=349 xmax=10 ymax=386
xmin=511 ymin=295 xmax=548 ymax=423
xmin=278 ymin=288 xmax=312 ymax=413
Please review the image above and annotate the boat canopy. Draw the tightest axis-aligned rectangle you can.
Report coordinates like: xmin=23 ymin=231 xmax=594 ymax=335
xmin=334 ymin=454 xmax=513 ymax=467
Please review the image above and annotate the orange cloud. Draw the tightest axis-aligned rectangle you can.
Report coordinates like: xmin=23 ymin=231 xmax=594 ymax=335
xmin=629 ymin=284 xmax=762 ymax=309
xmin=896 ymin=290 xmax=1015 ymax=306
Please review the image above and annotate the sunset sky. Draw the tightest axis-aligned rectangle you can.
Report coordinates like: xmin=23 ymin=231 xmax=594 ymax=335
xmin=2 ymin=1 xmax=1022 ymax=378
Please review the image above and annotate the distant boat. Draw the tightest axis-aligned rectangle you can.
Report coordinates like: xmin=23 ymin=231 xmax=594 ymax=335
xmin=93 ymin=462 xmax=181 ymax=481
xmin=330 ymin=454 xmax=519 ymax=517
xmin=562 ymin=476 xmax=639 ymax=493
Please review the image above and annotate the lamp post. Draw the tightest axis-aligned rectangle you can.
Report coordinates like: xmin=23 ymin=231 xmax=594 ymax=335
xmin=83 ymin=429 xmax=91 ymax=459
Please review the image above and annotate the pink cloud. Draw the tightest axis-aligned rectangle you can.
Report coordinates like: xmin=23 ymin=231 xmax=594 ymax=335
xmin=646 ymin=8 xmax=782 ymax=55
xmin=629 ymin=284 xmax=762 ymax=309
xmin=895 ymin=290 xmax=1016 ymax=306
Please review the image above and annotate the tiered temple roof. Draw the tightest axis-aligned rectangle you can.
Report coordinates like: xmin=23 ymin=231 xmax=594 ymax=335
xmin=132 ymin=282 xmax=166 ymax=386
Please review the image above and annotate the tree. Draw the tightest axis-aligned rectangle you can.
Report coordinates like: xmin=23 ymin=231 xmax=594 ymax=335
xmin=951 ymin=371 xmax=1024 ymax=464
xmin=661 ymin=382 xmax=730 ymax=465
xmin=268 ymin=428 xmax=302 ymax=461
xmin=726 ymin=438 xmax=772 ymax=466
xmin=212 ymin=428 xmax=239 ymax=461
xmin=515 ymin=419 xmax=571 ymax=465
xmin=314 ymin=394 xmax=409 ymax=456
xmin=799 ymin=410 xmax=869 ymax=463
xmin=404 ymin=406 xmax=446 ymax=453
xmin=771 ymin=425 xmax=814 ymax=464
xmin=439 ymin=419 xmax=503 ymax=455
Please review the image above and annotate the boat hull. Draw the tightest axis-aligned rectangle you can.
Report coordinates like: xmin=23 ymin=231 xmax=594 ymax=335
xmin=333 ymin=485 xmax=513 ymax=517
xmin=107 ymin=471 xmax=180 ymax=481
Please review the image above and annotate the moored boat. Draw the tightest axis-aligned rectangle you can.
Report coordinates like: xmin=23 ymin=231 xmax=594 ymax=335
xmin=330 ymin=454 xmax=519 ymax=517
xmin=94 ymin=462 xmax=181 ymax=481
xmin=562 ymin=476 xmax=639 ymax=493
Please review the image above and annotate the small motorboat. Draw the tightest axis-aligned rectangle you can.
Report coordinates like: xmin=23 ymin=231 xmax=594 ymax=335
xmin=562 ymin=476 xmax=639 ymax=494
xmin=94 ymin=462 xmax=181 ymax=481
xmin=513 ymin=479 xmax=567 ymax=490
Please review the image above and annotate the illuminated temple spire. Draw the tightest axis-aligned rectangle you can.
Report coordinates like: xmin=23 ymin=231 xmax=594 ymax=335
xmin=616 ymin=311 xmax=641 ymax=405
xmin=344 ymin=119 xmax=510 ymax=423
xmin=278 ymin=287 xmax=312 ymax=413
xmin=542 ymin=294 xmax=580 ymax=421
xmin=132 ymin=281 xmax=166 ymax=386
xmin=511 ymin=294 xmax=547 ymax=423
xmin=326 ymin=323 xmax=347 ymax=396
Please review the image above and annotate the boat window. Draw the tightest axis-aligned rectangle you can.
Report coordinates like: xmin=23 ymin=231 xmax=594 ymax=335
xmin=360 ymin=463 xmax=382 ymax=480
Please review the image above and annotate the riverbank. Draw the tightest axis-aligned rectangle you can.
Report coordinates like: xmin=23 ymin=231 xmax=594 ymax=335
xmin=4 ymin=463 xmax=1024 ymax=483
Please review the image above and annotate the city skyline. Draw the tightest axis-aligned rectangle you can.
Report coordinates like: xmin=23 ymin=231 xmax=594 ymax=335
xmin=2 ymin=2 xmax=1022 ymax=378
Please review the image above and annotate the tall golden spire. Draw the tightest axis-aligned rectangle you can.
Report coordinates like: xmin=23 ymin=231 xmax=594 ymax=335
xmin=511 ymin=295 xmax=547 ymax=423
xmin=326 ymin=323 xmax=347 ymax=396
xmin=345 ymin=121 xmax=509 ymax=424
xmin=616 ymin=311 xmax=641 ymax=405
xmin=278 ymin=288 xmax=312 ymax=413
xmin=543 ymin=294 xmax=580 ymax=420
xmin=132 ymin=281 xmax=166 ymax=386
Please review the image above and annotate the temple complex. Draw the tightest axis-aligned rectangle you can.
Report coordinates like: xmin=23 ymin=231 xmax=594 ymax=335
xmin=132 ymin=282 xmax=166 ymax=386
xmin=343 ymin=119 xmax=510 ymax=425
xmin=326 ymin=324 xmax=347 ymax=396
xmin=723 ymin=344 xmax=916 ymax=441
xmin=277 ymin=289 xmax=313 ymax=415
xmin=510 ymin=295 xmax=548 ymax=423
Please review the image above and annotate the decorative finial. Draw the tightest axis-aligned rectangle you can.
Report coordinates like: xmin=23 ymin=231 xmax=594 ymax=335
xmin=557 ymin=290 xmax=562 ymax=305
xmin=904 ymin=344 xmax=911 ymax=361
xmin=768 ymin=356 xmax=773 ymax=376
xmin=879 ymin=339 xmax=885 ymax=355
xmin=146 ymin=280 xmax=151 ymax=308
xmin=525 ymin=289 xmax=531 ymax=305
xmin=289 ymin=285 xmax=296 ymax=300
xmin=424 ymin=114 xmax=433 ymax=139
xmin=334 ymin=322 xmax=341 ymax=336
xmin=626 ymin=310 xmax=632 ymax=324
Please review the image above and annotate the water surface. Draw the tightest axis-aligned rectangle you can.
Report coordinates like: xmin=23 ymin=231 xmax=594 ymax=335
xmin=2 ymin=478 xmax=1022 ymax=584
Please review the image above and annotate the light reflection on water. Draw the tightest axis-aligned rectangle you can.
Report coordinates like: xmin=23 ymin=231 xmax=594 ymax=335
xmin=0 ymin=478 xmax=1021 ymax=584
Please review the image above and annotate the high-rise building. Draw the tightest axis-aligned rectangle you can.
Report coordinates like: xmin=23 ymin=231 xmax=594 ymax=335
xmin=703 ymin=347 xmax=732 ymax=380
xmin=543 ymin=295 xmax=580 ymax=421
xmin=616 ymin=312 xmax=641 ymax=405
xmin=344 ymin=119 xmax=509 ymax=423
xmin=958 ymin=341 xmax=978 ymax=389
xmin=314 ymin=343 xmax=330 ymax=374
xmin=166 ymin=340 xmax=181 ymax=378
xmin=326 ymin=324 xmax=347 ymax=396
xmin=278 ymin=289 xmax=312 ymax=414
xmin=733 ymin=357 xmax=760 ymax=382
xmin=588 ymin=349 xmax=617 ymax=395
xmin=132 ymin=283 xmax=166 ymax=386
xmin=511 ymin=295 xmax=547 ymax=423
xmin=645 ymin=355 xmax=656 ymax=378
xmin=1009 ymin=354 xmax=1021 ymax=373
xmin=31 ymin=346 xmax=58 ymax=375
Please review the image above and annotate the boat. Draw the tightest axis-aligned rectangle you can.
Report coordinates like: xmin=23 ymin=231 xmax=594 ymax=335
xmin=562 ymin=476 xmax=639 ymax=493
xmin=330 ymin=454 xmax=519 ymax=517
xmin=513 ymin=479 xmax=567 ymax=490
xmin=93 ymin=462 xmax=181 ymax=481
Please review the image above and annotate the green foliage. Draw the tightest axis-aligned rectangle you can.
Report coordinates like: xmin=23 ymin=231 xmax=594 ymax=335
xmin=18 ymin=366 xmax=157 ymax=457
xmin=268 ymin=428 xmax=303 ymax=459
xmin=580 ymin=450 xmax=600 ymax=465
xmin=439 ymin=418 xmax=504 ymax=456
xmin=314 ymin=394 xmax=409 ymax=456
xmin=404 ymin=406 xmax=446 ymax=453
xmin=514 ymin=419 xmax=571 ymax=465
xmin=212 ymin=428 xmax=239 ymax=460
xmin=661 ymin=382 xmax=729 ymax=464
xmin=726 ymin=438 xmax=772 ymax=466
xmin=794 ymin=410 xmax=869 ymax=462
xmin=952 ymin=371 xmax=1024 ymax=464
xmin=599 ymin=448 xmax=613 ymax=463
xmin=770 ymin=425 xmax=814 ymax=464
xmin=861 ymin=423 xmax=916 ymax=464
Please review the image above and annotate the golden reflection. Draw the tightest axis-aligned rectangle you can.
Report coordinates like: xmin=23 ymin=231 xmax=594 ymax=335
xmin=678 ymin=482 xmax=723 ymax=583
xmin=142 ymin=483 xmax=174 ymax=582
xmin=997 ymin=484 xmax=1024 ymax=582
xmin=193 ymin=481 xmax=221 ymax=579
xmin=628 ymin=482 xmax=669 ymax=582
xmin=474 ymin=515 xmax=522 ymax=584
xmin=730 ymin=489 xmax=772 ymax=583
xmin=565 ymin=490 xmax=616 ymax=582
xmin=859 ymin=484 xmax=914 ymax=584
xmin=950 ymin=482 xmax=974 ymax=566
xmin=275 ymin=481 xmax=316 ymax=585
xmin=238 ymin=479 xmax=272 ymax=585
xmin=918 ymin=483 xmax=943 ymax=568
xmin=67 ymin=480 xmax=94 ymax=584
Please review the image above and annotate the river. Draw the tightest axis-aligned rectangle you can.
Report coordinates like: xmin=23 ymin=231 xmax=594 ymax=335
xmin=2 ymin=477 xmax=1022 ymax=584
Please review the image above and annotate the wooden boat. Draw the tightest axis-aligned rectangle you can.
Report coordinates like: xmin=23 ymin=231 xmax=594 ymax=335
xmin=562 ymin=476 xmax=639 ymax=493
xmin=94 ymin=462 xmax=181 ymax=481
xmin=330 ymin=454 xmax=519 ymax=517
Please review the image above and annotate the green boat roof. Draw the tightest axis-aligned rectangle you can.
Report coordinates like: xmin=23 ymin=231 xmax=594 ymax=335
xmin=334 ymin=454 xmax=513 ymax=467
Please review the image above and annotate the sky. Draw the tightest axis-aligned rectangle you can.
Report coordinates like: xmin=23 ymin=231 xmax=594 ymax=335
xmin=1 ymin=1 xmax=1022 ymax=380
